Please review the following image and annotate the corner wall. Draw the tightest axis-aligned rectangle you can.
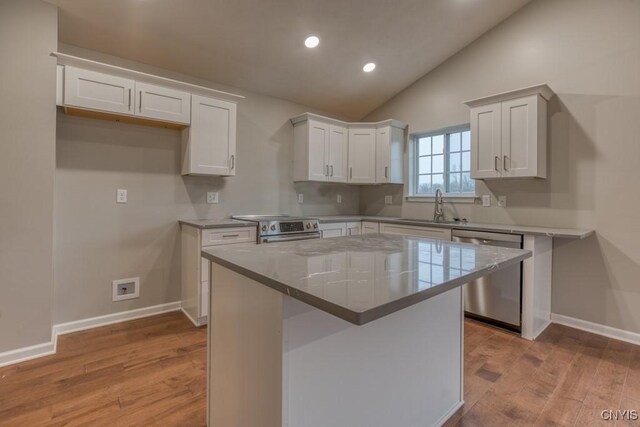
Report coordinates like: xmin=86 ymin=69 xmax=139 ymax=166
xmin=0 ymin=0 xmax=57 ymax=352
xmin=361 ymin=0 xmax=640 ymax=333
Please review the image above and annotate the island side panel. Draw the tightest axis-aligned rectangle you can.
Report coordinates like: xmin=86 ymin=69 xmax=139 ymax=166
xmin=282 ymin=287 xmax=464 ymax=427
xmin=521 ymin=235 xmax=552 ymax=340
xmin=208 ymin=263 xmax=283 ymax=427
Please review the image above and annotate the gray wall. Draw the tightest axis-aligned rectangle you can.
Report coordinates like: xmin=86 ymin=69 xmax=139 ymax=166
xmin=361 ymin=0 xmax=640 ymax=333
xmin=54 ymin=46 xmax=360 ymax=323
xmin=0 ymin=0 xmax=57 ymax=351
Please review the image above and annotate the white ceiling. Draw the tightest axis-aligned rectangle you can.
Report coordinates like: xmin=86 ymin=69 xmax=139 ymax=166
xmin=50 ymin=0 xmax=531 ymax=120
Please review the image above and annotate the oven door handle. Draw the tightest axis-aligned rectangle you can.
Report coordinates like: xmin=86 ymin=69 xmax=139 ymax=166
xmin=262 ymin=234 xmax=320 ymax=243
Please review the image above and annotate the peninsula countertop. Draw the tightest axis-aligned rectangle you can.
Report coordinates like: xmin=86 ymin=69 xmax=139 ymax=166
xmin=315 ymin=215 xmax=594 ymax=239
xmin=201 ymin=233 xmax=531 ymax=325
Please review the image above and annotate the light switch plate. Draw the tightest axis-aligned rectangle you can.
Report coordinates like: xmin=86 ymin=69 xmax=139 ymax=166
xmin=498 ymin=195 xmax=507 ymax=207
xmin=116 ymin=189 xmax=127 ymax=204
xmin=297 ymin=193 xmax=304 ymax=204
xmin=337 ymin=194 xmax=342 ymax=204
xmin=482 ymin=195 xmax=491 ymax=207
xmin=385 ymin=195 xmax=393 ymax=205
xmin=207 ymin=191 xmax=219 ymax=204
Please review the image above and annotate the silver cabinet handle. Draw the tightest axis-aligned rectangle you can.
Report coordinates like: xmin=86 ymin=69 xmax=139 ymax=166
xmin=384 ymin=166 xmax=388 ymax=179
xmin=494 ymin=156 xmax=501 ymax=171
xmin=222 ymin=234 xmax=240 ymax=238
xmin=503 ymin=155 xmax=508 ymax=170
xmin=139 ymin=91 xmax=142 ymax=112
xmin=330 ymin=165 xmax=334 ymax=177
xmin=349 ymin=167 xmax=353 ymax=179
xmin=325 ymin=165 xmax=329 ymax=176
xmin=230 ymin=155 xmax=235 ymax=169
xmin=128 ymin=89 xmax=131 ymax=109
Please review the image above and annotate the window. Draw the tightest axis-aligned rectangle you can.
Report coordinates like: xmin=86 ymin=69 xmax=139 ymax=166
xmin=414 ymin=126 xmax=474 ymax=196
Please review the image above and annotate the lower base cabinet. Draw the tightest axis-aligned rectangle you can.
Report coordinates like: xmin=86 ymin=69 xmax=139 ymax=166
xmin=320 ymin=222 xmax=361 ymax=238
xmin=379 ymin=223 xmax=452 ymax=240
xmin=181 ymin=224 xmax=256 ymax=326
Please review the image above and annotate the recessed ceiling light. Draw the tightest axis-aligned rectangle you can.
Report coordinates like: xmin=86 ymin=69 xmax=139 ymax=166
xmin=363 ymin=62 xmax=376 ymax=73
xmin=304 ymin=36 xmax=320 ymax=48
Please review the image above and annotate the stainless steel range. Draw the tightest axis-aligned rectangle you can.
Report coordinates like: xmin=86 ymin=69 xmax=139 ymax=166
xmin=232 ymin=215 xmax=320 ymax=244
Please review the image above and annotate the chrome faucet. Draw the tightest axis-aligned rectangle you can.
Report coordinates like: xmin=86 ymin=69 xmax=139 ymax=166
xmin=433 ymin=188 xmax=444 ymax=222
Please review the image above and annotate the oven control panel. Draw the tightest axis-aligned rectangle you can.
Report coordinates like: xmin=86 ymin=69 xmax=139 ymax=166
xmin=258 ymin=219 xmax=319 ymax=236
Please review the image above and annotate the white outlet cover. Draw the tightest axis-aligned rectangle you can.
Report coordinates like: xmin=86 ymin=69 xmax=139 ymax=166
xmin=207 ymin=191 xmax=219 ymax=204
xmin=385 ymin=195 xmax=393 ymax=205
xmin=116 ymin=188 xmax=127 ymax=204
xmin=498 ymin=195 xmax=507 ymax=207
xmin=112 ymin=277 xmax=140 ymax=301
xmin=482 ymin=195 xmax=491 ymax=207
xmin=337 ymin=194 xmax=342 ymax=204
xmin=298 ymin=193 xmax=304 ymax=204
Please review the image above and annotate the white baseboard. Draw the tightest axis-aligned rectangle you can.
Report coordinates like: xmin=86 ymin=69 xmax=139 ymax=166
xmin=0 ymin=301 xmax=181 ymax=368
xmin=551 ymin=313 xmax=640 ymax=346
xmin=180 ymin=308 xmax=208 ymax=328
xmin=436 ymin=400 xmax=464 ymax=427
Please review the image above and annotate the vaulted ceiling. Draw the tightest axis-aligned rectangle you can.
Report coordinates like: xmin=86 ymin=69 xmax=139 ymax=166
xmin=49 ymin=0 xmax=531 ymax=120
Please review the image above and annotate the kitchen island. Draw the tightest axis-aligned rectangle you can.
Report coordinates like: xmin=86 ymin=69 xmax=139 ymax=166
xmin=202 ymin=234 xmax=531 ymax=427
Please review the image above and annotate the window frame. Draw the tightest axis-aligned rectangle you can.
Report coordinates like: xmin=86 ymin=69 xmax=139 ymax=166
xmin=406 ymin=124 xmax=477 ymax=203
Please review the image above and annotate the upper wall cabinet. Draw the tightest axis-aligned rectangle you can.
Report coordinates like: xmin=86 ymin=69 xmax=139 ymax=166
xmin=465 ymin=84 xmax=554 ymax=180
xmin=291 ymin=113 xmax=407 ymax=185
xmin=54 ymin=53 xmax=243 ymax=177
xmin=182 ymin=95 xmax=237 ymax=176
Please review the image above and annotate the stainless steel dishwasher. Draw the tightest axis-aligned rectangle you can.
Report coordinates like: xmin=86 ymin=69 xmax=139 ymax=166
xmin=452 ymin=229 xmax=523 ymax=332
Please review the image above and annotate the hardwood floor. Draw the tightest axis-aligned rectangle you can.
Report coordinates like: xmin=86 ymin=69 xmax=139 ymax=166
xmin=1 ymin=313 xmax=638 ymax=426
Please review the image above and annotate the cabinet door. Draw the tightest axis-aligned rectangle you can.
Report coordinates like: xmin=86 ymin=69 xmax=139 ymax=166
xmin=346 ymin=222 xmax=361 ymax=235
xmin=379 ymin=223 xmax=452 ymax=240
xmin=320 ymin=223 xmax=347 ymax=238
xmin=348 ymin=128 xmax=376 ymax=183
xmin=308 ymin=120 xmax=329 ymax=181
xmin=470 ymin=103 xmax=502 ymax=179
xmin=64 ymin=66 xmax=134 ymax=115
xmin=328 ymin=125 xmax=348 ymax=182
xmin=361 ymin=221 xmax=380 ymax=234
xmin=501 ymin=95 xmax=544 ymax=178
xmin=134 ymin=82 xmax=191 ymax=124
xmin=375 ymin=127 xmax=390 ymax=183
xmin=183 ymin=95 xmax=237 ymax=176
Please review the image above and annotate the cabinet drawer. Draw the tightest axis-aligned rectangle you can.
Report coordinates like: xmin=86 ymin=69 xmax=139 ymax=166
xmin=201 ymin=227 xmax=256 ymax=247
xmin=361 ymin=221 xmax=380 ymax=234
xmin=346 ymin=222 xmax=361 ymax=235
xmin=379 ymin=223 xmax=452 ymax=240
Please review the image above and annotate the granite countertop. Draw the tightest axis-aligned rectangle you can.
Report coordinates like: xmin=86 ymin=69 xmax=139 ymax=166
xmin=202 ymin=234 xmax=531 ymax=325
xmin=315 ymin=215 xmax=594 ymax=239
xmin=179 ymin=218 xmax=256 ymax=229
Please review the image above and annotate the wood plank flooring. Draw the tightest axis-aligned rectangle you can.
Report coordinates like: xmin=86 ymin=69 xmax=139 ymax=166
xmin=1 ymin=312 xmax=639 ymax=426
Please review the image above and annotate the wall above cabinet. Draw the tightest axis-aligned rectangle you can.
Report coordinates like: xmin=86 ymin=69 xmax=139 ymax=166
xmin=54 ymin=53 xmax=242 ymax=177
xmin=464 ymin=84 xmax=554 ymax=180
xmin=290 ymin=113 xmax=406 ymax=185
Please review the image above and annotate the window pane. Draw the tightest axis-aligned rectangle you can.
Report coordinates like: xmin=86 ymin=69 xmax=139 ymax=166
xmin=432 ymin=174 xmax=444 ymax=191
xmin=449 ymin=132 xmax=460 ymax=152
xmin=461 ymin=172 xmax=474 ymax=192
xmin=447 ymin=173 xmax=461 ymax=193
xmin=448 ymin=152 xmax=461 ymax=172
xmin=418 ymin=137 xmax=431 ymax=156
xmin=418 ymin=175 xmax=431 ymax=193
xmin=432 ymin=135 xmax=444 ymax=154
xmin=461 ymin=131 xmax=470 ymax=151
xmin=418 ymin=156 xmax=431 ymax=174
xmin=461 ymin=151 xmax=470 ymax=172
xmin=432 ymin=154 xmax=444 ymax=173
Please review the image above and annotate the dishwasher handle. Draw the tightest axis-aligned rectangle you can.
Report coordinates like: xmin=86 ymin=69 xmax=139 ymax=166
xmin=452 ymin=229 xmax=522 ymax=244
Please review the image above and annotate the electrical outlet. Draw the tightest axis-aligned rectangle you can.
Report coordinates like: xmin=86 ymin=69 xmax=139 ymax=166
xmin=337 ymin=194 xmax=342 ymax=204
xmin=482 ymin=195 xmax=491 ymax=207
xmin=297 ymin=193 xmax=304 ymax=204
xmin=498 ymin=195 xmax=507 ymax=207
xmin=207 ymin=191 xmax=219 ymax=204
xmin=112 ymin=277 xmax=140 ymax=301
xmin=116 ymin=189 xmax=127 ymax=204
xmin=385 ymin=195 xmax=393 ymax=205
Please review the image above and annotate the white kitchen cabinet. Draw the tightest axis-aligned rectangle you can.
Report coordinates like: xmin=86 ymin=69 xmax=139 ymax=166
xmin=320 ymin=222 xmax=347 ymax=238
xmin=348 ymin=127 xmax=376 ymax=184
xmin=375 ymin=125 xmax=405 ymax=184
xmin=466 ymin=84 xmax=553 ymax=180
xmin=182 ymin=95 xmax=237 ymax=176
xmin=361 ymin=221 xmax=380 ymax=234
xmin=64 ymin=65 xmax=135 ymax=115
xmin=134 ymin=81 xmax=191 ymax=124
xmin=292 ymin=118 xmax=348 ymax=183
xmin=379 ymin=223 xmax=452 ymax=241
xmin=346 ymin=222 xmax=361 ymax=235
xmin=181 ymin=224 xmax=256 ymax=326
